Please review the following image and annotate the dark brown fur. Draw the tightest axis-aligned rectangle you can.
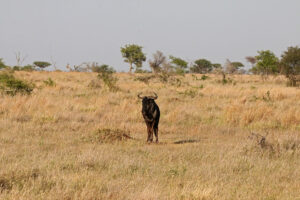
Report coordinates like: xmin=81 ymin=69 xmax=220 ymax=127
xmin=138 ymin=93 xmax=160 ymax=143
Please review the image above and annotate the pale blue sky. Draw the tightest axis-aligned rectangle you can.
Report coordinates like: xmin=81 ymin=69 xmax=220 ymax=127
xmin=1 ymin=0 xmax=300 ymax=71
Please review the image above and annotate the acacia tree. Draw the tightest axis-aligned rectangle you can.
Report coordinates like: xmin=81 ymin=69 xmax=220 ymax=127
xmin=253 ymin=50 xmax=279 ymax=77
xmin=149 ymin=51 xmax=166 ymax=73
xmin=280 ymin=46 xmax=300 ymax=86
xmin=225 ymin=59 xmax=244 ymax=74
xmin=33 ymin=61 xmax=51 ymax=70
xmin=169 ymin=56 xmax=188 ymax=74
xmin=120 ymin=44 xmax=146 ymax=73
xmin=190 ymin=59 xmax=212 ymax=74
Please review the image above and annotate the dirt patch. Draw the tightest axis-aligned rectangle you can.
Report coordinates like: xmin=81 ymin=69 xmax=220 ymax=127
xmin=82 ymin=128 xmax=133 ymax=143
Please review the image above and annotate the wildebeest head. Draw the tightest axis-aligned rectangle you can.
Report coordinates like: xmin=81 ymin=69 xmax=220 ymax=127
xmin=137 ymin=93 xmax=158 ymax=110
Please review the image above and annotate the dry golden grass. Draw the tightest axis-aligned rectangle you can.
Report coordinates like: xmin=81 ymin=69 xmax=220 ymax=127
xmin=1 ymin=71 xmax=300 ymax=199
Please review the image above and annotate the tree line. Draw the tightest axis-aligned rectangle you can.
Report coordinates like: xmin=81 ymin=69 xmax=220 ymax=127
xmin=120 ymin=44 xmax=300 ymax=86
xmin=1 ymin=44 xmax=300 ymax=86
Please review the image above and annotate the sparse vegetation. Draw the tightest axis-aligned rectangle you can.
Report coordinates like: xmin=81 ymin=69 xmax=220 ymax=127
xmin=1 ymin=71 xmax=300 ymax=199
xmin=43 ymin=78 xmax=56 ymax=87
xmin=0 ymin=58 xmax=7 ymax=69
xmin=0 ymin=72 xmax=34 ymax=95
xmin=96 ymin=65 xmax=119 ymax=92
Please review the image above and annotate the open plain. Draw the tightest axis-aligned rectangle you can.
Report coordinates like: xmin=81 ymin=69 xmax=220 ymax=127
xmin=1 ymin=71 xmax=300 ymax=199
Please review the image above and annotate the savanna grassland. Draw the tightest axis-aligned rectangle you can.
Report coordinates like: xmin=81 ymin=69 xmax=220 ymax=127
xmin=1 ymin=71 xmax=300 ymax=200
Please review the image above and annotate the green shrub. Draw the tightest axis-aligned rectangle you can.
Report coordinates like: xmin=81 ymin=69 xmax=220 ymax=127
xmin=96 ymin=65 xmax=119 ymax=92
xmin=0 ymin=58 xmax=7 ymax=69
xmin=200 ymin=75 xmax=209 ymax=80
xmin=12 ymin=66 xmax=22 ymax=71
xmin=13 ymin=65 xmax=35 ymax=72
xmin=22 ymin=65 xmax=35 ymax=72
xmin=43 ymin=78 xmax=56 ymax=87
xmin=91 ymin=64 xmax=115 ymax=73
xmin=0 ymin=73 xmax=34 ymax=95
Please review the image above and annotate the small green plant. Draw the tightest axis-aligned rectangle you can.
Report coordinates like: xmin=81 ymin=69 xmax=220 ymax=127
xmin=191 ymin=74 xmax=199 ymax=81
xmin=200 ymin=75 xmax=209 ymax=80
xmin=43 ymin=78 xmax=56 ymax=87
xmin=262 ymin=91 xmax=272 ymax=102
xmin=218 ymin=77 xmax=236 ymax=85
xmin=96 ymin=65 xmax=119 ymax=92
xmin=0 ymin=73 xmax=34 ymax=95
xmin=178 ymin=89 xmax=197 ymax=98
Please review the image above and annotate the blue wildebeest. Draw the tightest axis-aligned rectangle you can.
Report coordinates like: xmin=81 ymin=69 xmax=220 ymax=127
xmin=138 ymin=93 xmax=160 ymax=143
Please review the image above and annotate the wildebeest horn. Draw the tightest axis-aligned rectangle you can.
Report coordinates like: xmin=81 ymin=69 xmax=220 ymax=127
xmin=137 ymin=93 xmax=144 ymax=99
xmin=148 ymin=92 xmax=158 ymax=100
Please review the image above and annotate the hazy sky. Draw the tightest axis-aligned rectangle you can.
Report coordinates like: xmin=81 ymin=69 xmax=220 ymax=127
xmin=1 ymin=0 xmax=300 ymax=71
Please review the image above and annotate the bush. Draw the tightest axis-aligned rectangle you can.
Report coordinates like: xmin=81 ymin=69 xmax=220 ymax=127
xmin=200 ymin=75 xmax=209 ymax=80
xmin=0 ymin=58 xmax=7 ymax=69
xmin=96 ymin=65 xmax=119 ymax=92
xmin=0 ymin=73 xmax=34 ymax=95
xmin=22 ymin=65 xmax=35 ymax=72
xmin=43 ymin=78 xmax=56 ymax=87
xmin=12 ymin=65 xmax=35 ymax=72
xmin=12 ymin=66 xmax=22 ymax=71
xmin=91 ymin=64 xmax=115 ymax=73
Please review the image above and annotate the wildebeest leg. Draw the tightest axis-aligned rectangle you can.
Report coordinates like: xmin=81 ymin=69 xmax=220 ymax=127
xmin=149 ymin=122 xmax=154 ymax=142
xmin=154 ymin=123 xmax=158 ymax=143
xmin=147 ymin=124 xmax=152 ymax=142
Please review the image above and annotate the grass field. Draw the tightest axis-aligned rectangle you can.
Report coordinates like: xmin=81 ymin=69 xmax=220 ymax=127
xmin=1 ymin=71 xmax=300 ymax=199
